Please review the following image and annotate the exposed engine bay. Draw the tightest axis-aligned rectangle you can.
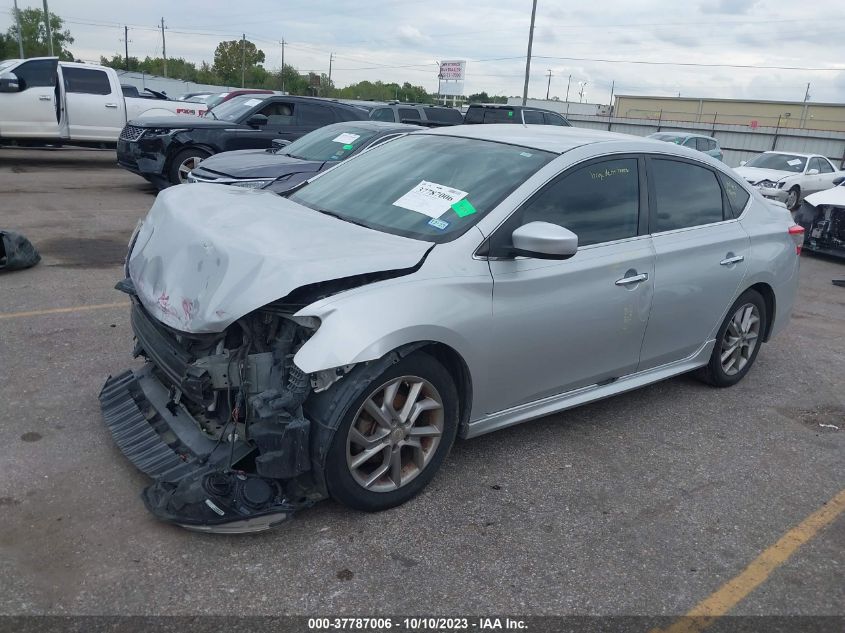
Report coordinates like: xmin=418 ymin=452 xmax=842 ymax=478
xmin=100 ymin=281 xmax=354 ymax=533
xmin=795 ymin=201 xmax=845 ymax=258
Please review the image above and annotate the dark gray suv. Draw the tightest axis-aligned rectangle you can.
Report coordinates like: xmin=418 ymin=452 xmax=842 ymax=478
xmin=464 ymin=103 xmax=571 ymax=126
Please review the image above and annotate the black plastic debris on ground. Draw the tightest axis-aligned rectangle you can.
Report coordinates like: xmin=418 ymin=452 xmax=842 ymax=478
xmin=0 ymin=231 xmax=41 ymax=271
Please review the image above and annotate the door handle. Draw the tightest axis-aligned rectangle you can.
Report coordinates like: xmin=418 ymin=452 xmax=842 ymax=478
xmin=720 ymin=255 xmax=744 ymax=266
xmin=39 ymin=95 xmax=51 ymax=101
xmin=615 ymin=272 xmax=649 ymax=286
xmin=105 ymin=103 xmax=118 ymax=108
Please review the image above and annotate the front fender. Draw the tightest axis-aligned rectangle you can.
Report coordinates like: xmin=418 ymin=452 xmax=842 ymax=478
xmin=292 ymin=274 xmax=493 ymax=414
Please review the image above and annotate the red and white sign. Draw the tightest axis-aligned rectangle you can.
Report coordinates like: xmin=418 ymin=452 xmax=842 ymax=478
xmin=439 ymin=60 xmax=466 ymax=81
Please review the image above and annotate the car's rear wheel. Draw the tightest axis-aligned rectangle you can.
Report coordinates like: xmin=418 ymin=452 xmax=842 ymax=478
xmin=697 ymin=289 xmax=767 ymax=388
xmin=323 ymin=352 xmax=459 ymax=512
xmin=168 ymin=148 xmax=210 ymax=185
xmin=786 ymin=186 xmax=801 ymax=210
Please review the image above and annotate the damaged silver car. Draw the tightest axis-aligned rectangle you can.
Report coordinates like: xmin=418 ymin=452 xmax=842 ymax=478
xmin=101 ymin=125 xmax=803 ymax=532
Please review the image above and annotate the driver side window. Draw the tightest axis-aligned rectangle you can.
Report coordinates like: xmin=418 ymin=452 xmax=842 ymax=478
xmin=490 ymin=158 xmax=641 ymax=255
xmin=12 ymin=59 xmax=56 ymax=90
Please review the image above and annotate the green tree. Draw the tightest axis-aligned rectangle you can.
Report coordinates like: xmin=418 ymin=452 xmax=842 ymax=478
xmin=7 ymin=8 xmax=74 ymax=60
xmin=0 ymin=33 xmax=18 ymax=59
xmin=212 ymin=39 xmax=265 ymax=87
xmin=100 ymin=54 xmax=140 ymax=72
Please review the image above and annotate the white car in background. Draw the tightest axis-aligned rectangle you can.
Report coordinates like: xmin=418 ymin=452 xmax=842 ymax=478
xmin=734 ymin=151 xmax=844 ymax=210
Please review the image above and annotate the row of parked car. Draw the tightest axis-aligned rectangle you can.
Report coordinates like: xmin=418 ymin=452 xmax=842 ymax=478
xmin=116 ymin=93 xmax=571 ymax=187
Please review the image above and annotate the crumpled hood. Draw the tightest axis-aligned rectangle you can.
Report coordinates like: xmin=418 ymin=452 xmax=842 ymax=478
xmin=191 ymin=149 xmax=324 ymax=179
xmin=128 ymin=184 xmax=431 ymax=333
xmin=734 ymin=167 xmax=793 ymax=184
xmin=805 ymin=185 xmax=845 ymax=208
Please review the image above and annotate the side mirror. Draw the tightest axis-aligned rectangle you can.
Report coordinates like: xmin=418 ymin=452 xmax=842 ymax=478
xmin=0 ymin=72 xmax=21 ymax=93
xmin=271 ymin=138 xmax=291 ymax=150
xmin=246 ymin=114 xmax=268 ymax=128
xmin=739 ymin=160 xmax=747 ymax=166
xmin=806 ymin=168 xmax=819 ymax=175
xmin=511 ymin=222 xmax=578 ymax=260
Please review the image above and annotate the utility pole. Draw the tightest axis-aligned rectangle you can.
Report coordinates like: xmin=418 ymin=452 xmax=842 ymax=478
xmin=42 ymin=0 xmax=54 ymax=56
xmin=565 ymin=74 xmax=571 ymax=102
xmin=328 ymin=52 xmax=334 ymax=94
xmin=160 ymin=18 xmax=167 ymax=77
xmin=13 ymin=0 xmax=24 ymax=58
xmin=240 ymin=33 xmax=246 ymax=88
xmin=123 ymin=26 xmax=130 ymax=70
xmin=545 ymin=69 xmax=552 ymax=100
xmin=803 ymin=82 xmax=811 ymax=102
xmin=608 ymin=80 xmax=614 ymax=110
xmin=578 ymin=81 xmax=587 ymax=103
xmin=280 ymin=38 xmax=286 ymax=92
xmin=521 ymin=0 xmax=538 ymax=106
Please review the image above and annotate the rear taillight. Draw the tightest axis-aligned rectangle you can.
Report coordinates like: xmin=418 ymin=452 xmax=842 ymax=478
xmin=788 ymin=224 xmax=804 ymax=255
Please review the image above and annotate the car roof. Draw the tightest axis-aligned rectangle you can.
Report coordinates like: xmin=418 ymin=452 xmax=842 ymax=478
xmin=422 ymin=124 xmax=655 ymax=154
xmin=325 ymin=120 xmax=421 ymax=133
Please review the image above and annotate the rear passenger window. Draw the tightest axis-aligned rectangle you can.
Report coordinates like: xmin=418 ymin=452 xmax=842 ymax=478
xmin=398 ymin=108 xmax=421 ymax=121
xmin=463 ymin=107 xmax=482 ymax=123
xmin=543 ymin=112 xmax=569 ymax=126
xmin=651 ymin=159 xmax=725 ymax=231
xmin=483 ymin=109 xmax=515 ymax=123
xmin=495 ymin=158 xmax=640 ymax=249
xmin=371 ymin=108 xmax=395 ymax=122
xmin=721 ymin=175 xmax=750 ymax=217
xmin=523 ymin=110 xmax=543 ymax=124
xmin=297 ymin=103 xmax=336 ymax=126
xmin=63 ymin=68 xmax=111 ymax=95
xmin=423 ymin=107 xmax=463 ymax=124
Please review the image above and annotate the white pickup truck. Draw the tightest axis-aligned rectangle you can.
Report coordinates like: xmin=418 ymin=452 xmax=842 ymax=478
xmin=0 ymin=57 xmax=206 ymax=146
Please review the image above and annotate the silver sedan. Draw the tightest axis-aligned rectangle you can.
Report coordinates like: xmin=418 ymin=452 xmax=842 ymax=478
xmin=102 ymin=125 xmax=803 ymax=532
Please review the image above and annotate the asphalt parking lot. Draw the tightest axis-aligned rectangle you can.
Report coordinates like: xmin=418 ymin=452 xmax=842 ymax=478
xmin=0 ymin=148 xmax=843 ymax=620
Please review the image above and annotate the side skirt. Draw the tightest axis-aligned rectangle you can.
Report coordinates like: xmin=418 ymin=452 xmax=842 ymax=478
xmin=465 ymin=340 xmax=715 ymax=439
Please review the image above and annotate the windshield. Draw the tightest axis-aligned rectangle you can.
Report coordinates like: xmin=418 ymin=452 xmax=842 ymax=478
xmin=0 ymin=59 xmax=18 ymax=73
xmin=746 ymin=153 xmax=806 ymax=173
xmin=649 ymin=133 xmax=685 ymax=144
xmin=204 ymin=92 xmax=231 ymax=110
xmin=290 ymin=134 xmax=555 ymax=243
xmin=209 ymin=94 xmax=269 ymax=121
xmin=279 ymin=124 xmax=384 ymax=162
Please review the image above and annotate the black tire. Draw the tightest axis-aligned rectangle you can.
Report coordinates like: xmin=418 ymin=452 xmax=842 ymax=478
xmin=786 ymin=186 xmax=801 ymax=211
xmin=697 ymin=289 xmax=768 ymax=388
xmin=322 ymin=352 xmax=459 ymax=512
xmin=167 ymin=147 xmax=210 ymax=185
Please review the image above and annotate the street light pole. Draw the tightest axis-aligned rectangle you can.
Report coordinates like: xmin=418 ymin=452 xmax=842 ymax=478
xmin=545 ymin=69 xmax=552 ymax=100
xmin=521 ymin=0 xmax=538 ymax=106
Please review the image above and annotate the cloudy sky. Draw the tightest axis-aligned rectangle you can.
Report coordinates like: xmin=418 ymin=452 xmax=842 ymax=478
xmin=3 ymin=0 xmax=845 ymax=102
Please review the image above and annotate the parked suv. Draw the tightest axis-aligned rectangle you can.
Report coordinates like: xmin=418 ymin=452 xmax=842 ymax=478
xmin=350 ymin=101 xmax=464 ymax=126
xmin=463 ymin=103 xmax=571 ymax=126
xmin=116 ymin=94 xmax=369 ymax=187
xmin=647 ymin=132 xmax=723 ymax=161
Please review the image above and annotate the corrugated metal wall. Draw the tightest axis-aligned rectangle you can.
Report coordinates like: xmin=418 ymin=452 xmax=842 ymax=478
xmin=567 ymin=114 xmax=845 ymax=168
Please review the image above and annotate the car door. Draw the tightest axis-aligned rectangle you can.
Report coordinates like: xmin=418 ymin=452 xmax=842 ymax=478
xmin=814 ymin=157 xmax=838 ymax=191
xmin=1 ymin=59 xmax=60 ymax=138
xmin=638 ymin=156 xmax=749 ymax=371
xmin=62 ymin=67 xmax=124 ymax=141
xmin=485 ymin=156 xmax=654 ymax=413
xmin=802 ymin=157 xmax=825 ymax=195
xmin=224 ymin=99 xmax=300 ymax=150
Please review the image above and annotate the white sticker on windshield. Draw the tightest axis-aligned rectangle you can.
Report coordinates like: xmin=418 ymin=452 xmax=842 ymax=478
xmin=242 ymin=98 xmax=263 ymax=107
xmin=787 ymin=159 xmax=802 ymax=166
xmin=332 ymin=132 xmax=361 ymax=144
xmin=393 ymin=181 xmax=468 ymax=219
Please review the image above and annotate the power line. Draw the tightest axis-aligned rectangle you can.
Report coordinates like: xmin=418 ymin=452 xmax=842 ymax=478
xmin=533 ymin=55 xmax=844 ymax=72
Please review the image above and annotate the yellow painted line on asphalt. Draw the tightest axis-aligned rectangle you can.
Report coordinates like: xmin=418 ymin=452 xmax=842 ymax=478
xmin=652 ymin=487 xmax=845 ymax=633
xmin=0 ymin=301 xmax=129 ymax=320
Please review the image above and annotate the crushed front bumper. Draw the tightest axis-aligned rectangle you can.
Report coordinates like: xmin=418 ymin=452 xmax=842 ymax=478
xmin=757 ymin=186 xmax=789 ymax=203
xmin=100 ymin=366 xmax=306 ymax=533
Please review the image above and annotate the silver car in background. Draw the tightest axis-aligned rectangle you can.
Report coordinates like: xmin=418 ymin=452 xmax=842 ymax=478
xmin=101 ymin=125 xmax=803 ymax=532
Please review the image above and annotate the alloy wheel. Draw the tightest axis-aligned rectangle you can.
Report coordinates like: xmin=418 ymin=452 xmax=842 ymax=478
xmin=177 ymin=156 xmax=203 ymax=183
xmin=720 ymin=303 xmax=761 ymax=376
xmin=786 ymin=189 xmax=798 ymax=209
xmin=346 ymin=376 xmax=444 ymax=493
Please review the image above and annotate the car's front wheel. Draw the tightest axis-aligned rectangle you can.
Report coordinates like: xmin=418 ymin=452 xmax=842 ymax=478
xmin=786 ymin=186 xmax=801 ymax=210
xmin=168 ymin=147 xmax=210 ymax=185
xmin=698 ymin=289 xmax=767 ymax=387
xmin=322 ymin=352 xmax=459 ymax=512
